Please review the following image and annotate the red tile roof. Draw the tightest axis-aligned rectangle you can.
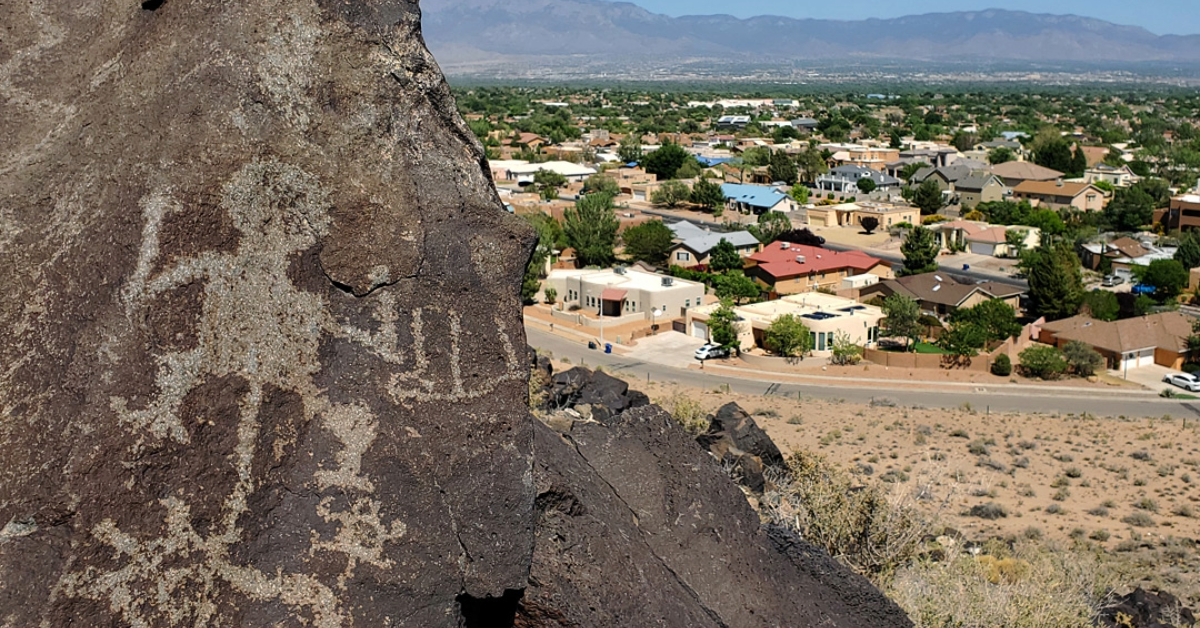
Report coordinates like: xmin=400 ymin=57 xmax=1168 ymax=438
xmin=749 ymin=244 xmax=884 ymax=280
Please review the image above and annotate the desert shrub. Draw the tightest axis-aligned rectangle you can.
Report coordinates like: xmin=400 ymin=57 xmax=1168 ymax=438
xmin=1012 ymin=456 xmax=1031 ymax=469
xmin=1131 ymin=450 xmax=1154 ymax=462
xmin=1122 ymin=512 xmax=1156 ymax=527
xmin=1087 ymin=506 xmax=1110 ymax=517
xmin=880 ymin=469 xmax=910 ymax=483
xmin=968 ymin=439 xmax=990 ymax=456
xmin=664 ymin=394 xmax=708 ymax=435
xmin=991 ymin=353 xmax=1012 ymax=376
xmin=888 ymin=541 xmax=1116 ymax=628
xmin=1045 ymin=503 xmax=1065 ymax=515
xmin=967 ymin=503 xmax=1008 ymax=520
xmin=753 ymin=408 xmax=780 ymax=418
xmin=1051 ymin=475 xmax=1071 ymax=488
xmin=1053 ymin=487 xmax=1071 ymax=502
xmin=1089 ymin=529 xmax=1111 ymax=542
xmin=760 ymin=452 xmax=932 ymax=581
xmin=1064 ymin=466 xmax=1083 ymax=478
xmin=1062 ymin=340 xmax=1104 ymax=377
xmin=1172 ymin=504 xmax=1196 ymax=518
xmin=1134 ymin=497 xmax=1159 ymax=512
xmin=1018 ymin=345 xmax=1068 ymax=379
xmin=1054 ymin=453 xmax=1075 ymax=463
xmin=949 ymin=428 xmax=970 ymax=438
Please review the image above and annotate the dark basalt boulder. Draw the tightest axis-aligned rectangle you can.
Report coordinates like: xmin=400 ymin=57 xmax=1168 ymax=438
xmin=694 ymin=402 xmax=785 ymax=492
xmin=1099 ymin=588 xmax=1196 ymax=628
xmin=523 ymin=404 xmax=913 ymax=628
xmin=546 ymin=367 xmax=650 ymax=421
xmin=0 ymin=1 xmax=535 ymax=625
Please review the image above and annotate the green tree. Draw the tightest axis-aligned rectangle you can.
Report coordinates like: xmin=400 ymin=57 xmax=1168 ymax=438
xmin=564 ymin=193 xmax=619 ymax=267
xmin=1062 ymin=340 xmax=1104 ymax=377
xmin=1104 ymin=184 xmax=1156 ymax=232
xmin=1004 ymin=229 xmax=1027 ymax=258
xmin=621 ymin=220 xmax=674 ymax=265
xmin=881 ymin=293 xmax=922 ymax=351
xmin=543 ymin=286 xmax=557 ymax=305
xmin=708 ymin=238 xmax=743 ymax=273
xmin=1081 ymin=290 xmax=1120 ymax=321
xmin=790 ymin=185 xmax=810 ymax=204
xmin=713 ymin=273 xmax=762 ymax=304
xmin=763 ymin=314 xmax=814 ymax=359
xmin=899 ymin=162 xmax=925 ymax=182
xmin=643 ymin=141 xmax=691 ymax=180
xmin=860 ymin=216 xmax=880 ymax=235
xmin=1137 ymin=259 xmax=1189 ymax=301
xmin=534 ymin=169 xmax=568 ymax=201
xmin=937 ymin=323 xmax=988 ymax=358
xmin=690 ymin=178 xmax=725 ymax=211
xmin=1033 ymin=136 xmax=1075 ymax=175
xmin=676 ymin=157 xmax=704 ymax=179
xmin=768 ymin=150 xmax=798 ymax=185
xmin=911 ymin=179 xmax=946 ymax=216
xmin=949 ymin=299 xmax=1022 ymax=343
xmin=793 ymin=148 xmax=829 ymax=184
xmin=741 ymin=146 xmax=772 ymax=168
xmin=1175 ymin=232 xmax=1200 ymax=270
xmin=521 ymin=261 xmax=542 ymax=304
xmin=651 ymin=180 xmax=691 ymax=208
xmin=708 ymin=299 xmax=743 ymax=353
xmin=857 ymin=177 xmax=877 ymax=194
xmin=1022 ymin=242 xmax=1084 ymax=321
xmin=900 ymin=226 xmax=939 ymax=276
xmin=748 ymin=211 xmax=792 ymax=244
xmin=617 ymin=134 xmax=643 ymax=164
xmin=991 ymin=353 xmax=1012 ymax=376
xmin=1018 ymin=345 xmax=1068 ymax=379
xmin=582 ymin=174 xmax=620 ymax=198
xmin=988 ymin=146 xmax=1015 ymax=165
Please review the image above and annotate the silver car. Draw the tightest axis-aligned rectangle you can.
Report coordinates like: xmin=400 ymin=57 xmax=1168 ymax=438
xmin=1163 ymin=372 xmax=1200 ymax=392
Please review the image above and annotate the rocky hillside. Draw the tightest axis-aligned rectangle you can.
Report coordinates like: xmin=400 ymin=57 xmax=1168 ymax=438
xmin=421 ymin=0 xmax=1200 ymax=66
xmin=0 ymin=1 xmax=908 ymax=625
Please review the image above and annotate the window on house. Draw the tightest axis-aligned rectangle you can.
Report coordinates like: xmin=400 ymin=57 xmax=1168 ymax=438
xmin=810 ymin=332 xmax=817 ymax=349
xmin=677 ymin=252 xmax=689 ymax=261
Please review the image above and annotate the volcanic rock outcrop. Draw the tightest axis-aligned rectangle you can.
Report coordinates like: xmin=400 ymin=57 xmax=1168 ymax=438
xmin=1 ymin=1 xmax=535 ymax=625
xmin=2 ymin=1 xmax=911 ymax=626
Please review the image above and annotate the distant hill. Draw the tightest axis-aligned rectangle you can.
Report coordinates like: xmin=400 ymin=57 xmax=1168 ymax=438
xmin=420 ymin=0 xmax=1200 ymax=72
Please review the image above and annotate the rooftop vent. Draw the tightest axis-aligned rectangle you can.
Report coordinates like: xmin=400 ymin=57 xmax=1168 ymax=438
xmin=795 ymin=255 xmax=806 ymax=264
xmin=662 ymin=277 xmax=674 ymax=287
xmin=932 ymin=284 xmax=941 ymax=292
xmin=780 ymin=241 xmax=789 ymax=249
xmin=614 ymin=266 xmax=627 ymax=275
xmin=934 ymin=275 xmax=943 ymax=282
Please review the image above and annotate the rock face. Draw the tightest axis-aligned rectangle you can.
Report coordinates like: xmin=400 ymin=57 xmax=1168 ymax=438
xmin=0 ymin=1 xmax=535 ymax=626
xmin=523 ymin=402 xmax=913 ymax=627
xmin=696 ymin=402 xmax=785 ymax=493
xmin=1098 ymin=588 xmax=1196 ymax=628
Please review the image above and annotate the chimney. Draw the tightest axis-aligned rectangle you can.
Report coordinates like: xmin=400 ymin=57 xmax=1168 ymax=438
xmin=1056 ymin=178 xmax=1063 ymax=187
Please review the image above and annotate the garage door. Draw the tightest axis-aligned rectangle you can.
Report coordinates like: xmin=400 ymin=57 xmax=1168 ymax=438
xmin=691 ymin=321 xmax=708 ymax=340
xmin=969 ymin=242 xmax=995 ymax=256
xmin=1137 ymin=349 xmax=1154 ymax=367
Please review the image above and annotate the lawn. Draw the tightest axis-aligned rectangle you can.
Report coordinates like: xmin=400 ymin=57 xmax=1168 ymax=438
xmin=913 ymin=341 xmax=949 ymax=354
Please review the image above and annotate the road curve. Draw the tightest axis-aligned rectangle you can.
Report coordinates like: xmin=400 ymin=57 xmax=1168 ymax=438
xmin=527 ymin=327 xmax=1195 ymax=420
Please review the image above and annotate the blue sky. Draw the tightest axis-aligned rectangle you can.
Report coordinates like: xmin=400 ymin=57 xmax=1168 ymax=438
xmin=604 ymin=1 xmax=1198 ymax=36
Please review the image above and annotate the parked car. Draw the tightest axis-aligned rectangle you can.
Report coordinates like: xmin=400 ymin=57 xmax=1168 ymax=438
xmin=1102 ymin=275 xmax=1124 ymax=287
xmin=694 ymin=343 xmax=729 ymax=361
xmin=1163 ymin=372 xmax=1200 ymax=392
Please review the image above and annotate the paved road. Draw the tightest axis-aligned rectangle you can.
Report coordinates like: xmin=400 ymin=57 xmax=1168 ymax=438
xmin=527 ymin=327 xmax=1196 ymax=420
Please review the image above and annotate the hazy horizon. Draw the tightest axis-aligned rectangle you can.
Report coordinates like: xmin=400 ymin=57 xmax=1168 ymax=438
xmin=594 ymin=0 xmax=1199 ymax=36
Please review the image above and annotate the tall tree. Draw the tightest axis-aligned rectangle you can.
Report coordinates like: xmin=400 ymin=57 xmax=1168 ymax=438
xmin=1033 ymin=135 xmax=1074 ymax=175
xmin=949 ymin=299 xmax=1022 ymax=343
xmin=763 ymin=314 xmax=813 ymax=359
xmin=1104 ymin=184 xmax=1157 ymax=232
xmin=911 ymin=179 xmax=946 ymax=216
xmin=1022 ymin=241 xmax=1085 ymax=321
xmin=793 ymin=148 xmax=829 ymax=184
xmin=768 ymin=150 xmax=798 ymax=185
xmin=1004 ymin=229 xmax=1027 ymax=258
xmin=621 ymin=220 xmax=674 ymax=265
xmin=713 ymin=274 xmax=762 ymax=304
xmin=1175 ymin=232 xmax=1200 ymax=270
xmin=642 ymin=141 xmax=691 ymax=180
xmin=1137 ymin=259 xmax=1189 ymax=301
xmin=581 ymin=174 xmax=620 ymax=198
xmin=617 ymin=134 xmax=643 ymax=164
xmin=708 ymin=299 xmax=743 ymax=353
xmin=533 ymin=169 xmax=568 ymax=201
xmin=900 ymin=226 xmax=939 ymax=276
xmin=856 ymin=177 xmax=877 ymax=194
xmin=690 ymin=178 xmax=725 ymax=211
xmin=708 ymin=238 xmax=743 ymax=273
xmin=564 ymin=193 xmax=620 ymax=267
xmin=1081 ymin=290 xmax=1120 ymax=321
xmin=749 ymin=211 xmax=792 ymax=244
xmin=987 ymin=147 xmax=1014 ymax=165
xmin=881 ymin=294 xmax=922 ymax=351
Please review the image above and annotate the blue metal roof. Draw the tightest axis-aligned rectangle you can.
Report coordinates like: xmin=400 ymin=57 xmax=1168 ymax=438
xmin=696 ymin=156 xmax=733 ymax=167
xmin=720 ymin=183 xmax=788 ymax=209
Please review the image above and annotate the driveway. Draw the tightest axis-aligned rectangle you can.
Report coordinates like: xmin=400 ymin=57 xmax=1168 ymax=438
xmin=1111 ymin=363 xmax=1178 ymax=393
xmin=626 ymin=331 xmax=707 ymax=368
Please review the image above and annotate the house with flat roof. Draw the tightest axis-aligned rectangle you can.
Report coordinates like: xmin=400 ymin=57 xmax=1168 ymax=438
xmin=930 ymin=220 xmax=1039 ymax=257
xmin=504 ymin=161 xmax=597 ymax=184
xmin=666 ymin=221 xmax=762 ymax=269
xmin=745 ymin=243 xmax=892 ymax=295
xmin=1158 ymin=195 xmax=1200 ymax=232
xmin=1038 ymin=312 xmax=1192 ymax=371
xmin=859 ymin=272 xmax=1025 ymax=319
xmin=685 ymin=292 xmax=884 ymax=355
xmin=720 ymin=183 xmax=799 ymax=215
xmin=805 ymin=201 xmax=918 ymax=230
xmin=545 ymin=267 xmax=706 ymax=321
xmin=1084 ymin=164 xmax=1139 ymax=188
xmin=1012 ymin=179 xmax=1106 ymax=212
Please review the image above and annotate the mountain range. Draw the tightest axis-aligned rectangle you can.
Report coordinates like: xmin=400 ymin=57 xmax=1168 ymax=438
xmin=420 ymin=0 xmax=1200 ymax=74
